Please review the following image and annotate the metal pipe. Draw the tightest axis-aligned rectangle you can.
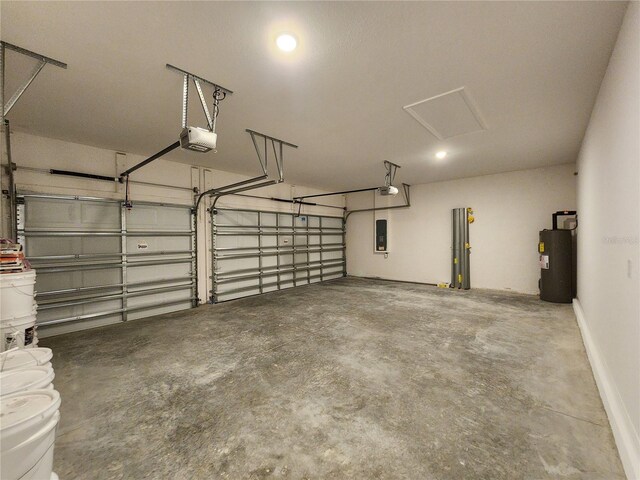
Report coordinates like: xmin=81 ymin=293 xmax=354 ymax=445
xmin=211 ymin=180 xmax=281 ymax=209
xmin=1 ymin=42 xmax=4 ymax=127
xmin=294 ymin=186 xmax=378 ymax=201
xmin=4 ymin=119 xmax=16 ymax=240
xmin=119 ymin=141 xmax=180 ymax=178
xmin=50 ymin=169 xmax=117 ymax=182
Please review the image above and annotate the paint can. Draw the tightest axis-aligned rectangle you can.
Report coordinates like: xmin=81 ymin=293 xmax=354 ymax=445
xmin=0 ymin=389 xmax=61 ymax=480
xmin=0 ymin=365 xmax=55 ymax=396
xmin=0 ymin=348 xmax=52 ymax=373
xmin=0 ymin=270 xmax=37 ymax=319
xmin=1 ymin=309 xmax=38 ymax=352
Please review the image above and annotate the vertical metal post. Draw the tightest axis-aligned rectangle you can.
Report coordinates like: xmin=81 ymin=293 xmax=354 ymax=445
xmin=121 ymin=204 xmax=128 ymax=321
xmin=451 ymin=208 xmax=460 ymax=287
xmin=306 ymin=218 xmax=310 ymax=283
xmin=1 ymin=42 xmax=5 ymax=128
xmin=292 ymin=214 xmax=297 ymax=287
xmin=181 ymin=74 xmax=189 ymax=129
xmin=258 ymin=212 xmax=263 ymax=294
xmin=211 ymin=208 xmax=217 ymax=303
xmin=342 ymin=217 xmax=347 ymax=278
xmin=319 ymin=216 xmax=324 ymax=282
xmin=462 ymin=208 xmax=471 ymax=289
xmin=190 ymin=207 xmax=197 ymax=307
xmin=276 ymin=213 xmax=281 ymax=291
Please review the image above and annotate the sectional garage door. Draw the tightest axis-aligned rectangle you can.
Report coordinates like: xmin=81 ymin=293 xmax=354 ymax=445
xmin=211 ymin=207 xmax=345 ymax=302
xmin=17 ymin=194 xmax=196 ymax=334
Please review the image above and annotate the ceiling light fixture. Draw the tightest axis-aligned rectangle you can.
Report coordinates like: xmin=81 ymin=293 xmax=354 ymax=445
xmin=436 ymin=151 xmax=447 ymax=159
xmin=276 ymin=33 xmax=297 ymax=52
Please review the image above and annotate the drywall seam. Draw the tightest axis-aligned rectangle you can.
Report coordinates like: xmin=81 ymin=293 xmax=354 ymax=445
xmin=573 ymin=298 xmax=640 ymax=480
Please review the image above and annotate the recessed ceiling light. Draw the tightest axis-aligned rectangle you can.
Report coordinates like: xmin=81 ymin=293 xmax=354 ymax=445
xmin=276 ymin=34 xmax=297 ymax=52
xmin=436 ymin=151 xmax=447 ymax=159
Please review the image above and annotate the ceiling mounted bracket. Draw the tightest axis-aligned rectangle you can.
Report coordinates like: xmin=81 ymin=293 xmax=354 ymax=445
xmin=167 ymin=63 xmax=233 ymax=134
xmin=246 ymin=129 xmax=298 ymax=182
xmin=383 ymin=160 xmax=401 ymax=188
xmin=1 ymin=41 xmax=67 ymax=118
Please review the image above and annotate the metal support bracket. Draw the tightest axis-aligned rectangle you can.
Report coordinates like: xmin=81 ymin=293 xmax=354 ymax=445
xmin=384 ymin=160 xmax=401 ymax=188
xmin=246 ymin=129 xmax=298 ymax=181
xmin=1 ymin=41 xmax=67 ymax=118
xmin=167 ymin=63 xmax=232 ymax=133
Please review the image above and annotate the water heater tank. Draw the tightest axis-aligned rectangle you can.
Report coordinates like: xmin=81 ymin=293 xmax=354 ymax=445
xmin=539 ymin=229 xmax=573 ymax=303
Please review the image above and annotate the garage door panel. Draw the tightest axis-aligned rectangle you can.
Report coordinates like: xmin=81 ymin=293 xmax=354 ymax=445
xmin=19 ymin=195 xmax=196 ymax=335
xmin=127 ymin=302 xmax=192 ymax=321
xmin=37 ymin=298 xmax=123 ymax=322
xmin=127 ymin=204 xmax=192 ymax=231
xmin=127 ymin=262 xmax=191 ymax=284
xmin=25 ymin=197 xmax=121 ymax=230
xmin=212 ymin=208 xmax=345 ymax=302
xmin=35 ymin=269 xmax=122 ymax=293
xmin=25 ymin=236 xmax=121 ymax=257
xmin=126 ymin=235 xmax=191 ymax=253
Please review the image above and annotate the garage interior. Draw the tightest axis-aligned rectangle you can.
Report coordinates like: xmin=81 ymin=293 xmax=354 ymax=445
xmin=0 ymin=2 xmax=638 ymax=480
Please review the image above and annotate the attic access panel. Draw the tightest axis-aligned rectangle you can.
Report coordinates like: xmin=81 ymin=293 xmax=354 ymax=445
xmin=403 ymin=87 xmax=488 ymax=140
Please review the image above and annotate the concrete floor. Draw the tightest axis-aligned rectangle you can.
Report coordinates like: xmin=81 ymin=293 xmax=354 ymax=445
xmin=42 ymin=277 xmax=624 ymax=480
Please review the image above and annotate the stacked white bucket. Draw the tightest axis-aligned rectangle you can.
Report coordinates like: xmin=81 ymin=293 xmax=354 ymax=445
xmin=1 ymin=269 xmax=61 ymax=479
xmin=1 ymin=269 xmax=38 ymax=351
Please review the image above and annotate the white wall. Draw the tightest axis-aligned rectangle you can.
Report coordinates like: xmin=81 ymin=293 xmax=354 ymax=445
xmin=573 ymin=3 xmax=640 ymax=479
xmin=0 ymin=131 xmax=343 ymax=307
xmin=346 ymin=163 xmax=576 ymax=294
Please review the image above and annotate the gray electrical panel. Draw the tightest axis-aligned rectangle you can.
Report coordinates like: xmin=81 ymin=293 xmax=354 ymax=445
xmin=376 ymin=219 xmax=388 ymax=252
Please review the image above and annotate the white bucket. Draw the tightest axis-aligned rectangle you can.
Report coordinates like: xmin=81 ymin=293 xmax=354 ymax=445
xmin=0 ymin=348 xmax=53 ymax=373
xmin=1 ymin=389 xmax=61 ymax=480
xmin=1 ymin=310 xmax=37 ymax=352
xmin=0 ymin=270 xmax=37 ymax=319
xmin=1 ymin=365 xmax=55 ymax=396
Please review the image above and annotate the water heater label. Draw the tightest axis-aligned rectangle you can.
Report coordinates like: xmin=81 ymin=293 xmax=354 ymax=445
xmin=539 ymin=255 xmax=549 ymax=269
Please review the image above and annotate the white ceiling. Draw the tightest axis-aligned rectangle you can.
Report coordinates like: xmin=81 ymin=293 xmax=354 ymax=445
xmin=1 ymin=1 xmax=627 ymax=190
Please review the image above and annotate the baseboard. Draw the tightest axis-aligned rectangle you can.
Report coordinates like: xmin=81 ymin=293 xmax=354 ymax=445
xmin=573 ymin=299 xmax=640 ymax=480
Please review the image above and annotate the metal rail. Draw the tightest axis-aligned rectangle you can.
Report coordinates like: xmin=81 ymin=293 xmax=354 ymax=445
xmin=119 ymin=141 xmax=180 ymax=179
